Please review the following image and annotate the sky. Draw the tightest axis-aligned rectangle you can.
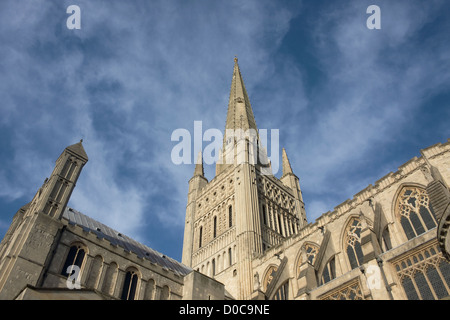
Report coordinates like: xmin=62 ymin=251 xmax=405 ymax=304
xmin=0 ymin=0 xmax=449 ymax=263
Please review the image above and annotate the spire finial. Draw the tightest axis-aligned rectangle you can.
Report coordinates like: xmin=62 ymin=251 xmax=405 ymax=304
xmin=80 ymin=139 xmax=83 ymax=143
xmin=234 ymin=55 xmax=238 ymax=63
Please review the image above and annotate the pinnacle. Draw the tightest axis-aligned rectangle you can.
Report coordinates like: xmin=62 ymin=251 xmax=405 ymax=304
xmin=193 ymin=151 xmax=204 ymax=177
xmin=282 ymin=148 xmax=294 ymax=177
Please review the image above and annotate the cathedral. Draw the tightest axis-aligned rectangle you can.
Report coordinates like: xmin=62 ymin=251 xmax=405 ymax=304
xmin=0 ymin=59 xmax=449 ymax=300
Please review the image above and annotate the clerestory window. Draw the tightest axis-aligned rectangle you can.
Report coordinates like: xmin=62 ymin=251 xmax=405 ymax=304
xmin=121 ymin=269 xmax=139 ymax=300
xmin=61 ymin=244 xmax=86 ymax=277
xmin=396 ymin=186 xmax=436 ymax=240
xmin=345 ymin=217 xmax=364 ymax=270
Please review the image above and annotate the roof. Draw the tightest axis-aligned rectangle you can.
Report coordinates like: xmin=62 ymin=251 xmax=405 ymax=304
xmin=62 ymin=207 xmax=192 ymax=277
xmin=66 ymin=140 xmax=88 ymax=161
xmin=16 ymin=285 xmax=114 ymax=300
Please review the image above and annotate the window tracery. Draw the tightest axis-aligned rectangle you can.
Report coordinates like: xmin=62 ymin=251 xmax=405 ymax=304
xmin=320 ymin=279 xmax=364 ymax=300
xmin=263 ymin=266 xmax=278 ymax=292
xmin=345 ymin=217 xmax=364 ymax=270
xmin=393 ymin=242 xmax=450 ymax=300
xmin=396 ymin=186 xmax=436 ymax=240
xmin=296 ymin=243 xmax=319 ymax=277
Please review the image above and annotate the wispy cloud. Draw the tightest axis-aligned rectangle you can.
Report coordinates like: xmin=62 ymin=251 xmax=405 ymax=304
xmin=284 ymin=1 xmax=450 ymax=220
xmin=0 ymin=0 xmax=303 ymax=258
xmin=0 ymin=0 xmax=449 ymax=261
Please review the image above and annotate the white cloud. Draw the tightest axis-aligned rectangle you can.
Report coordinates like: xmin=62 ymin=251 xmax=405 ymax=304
xmin=279 ymin=1 xmax=450 ymax=221
xmin=0 ymin=0 xmax=304 ymax=255
xmin=68 ymin=139 xmax=147 ymax=239
xmin=1 ymin=0 xmax=448 ymax=259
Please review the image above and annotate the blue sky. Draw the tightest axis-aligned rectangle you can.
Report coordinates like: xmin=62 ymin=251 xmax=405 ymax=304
xmin=0 ymin=0 xmax=449 ymax=262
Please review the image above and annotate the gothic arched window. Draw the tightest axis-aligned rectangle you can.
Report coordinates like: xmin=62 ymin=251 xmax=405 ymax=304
xmin=381 ymin=226 xmax=392 ymax=252
xmin=345 ymin=217 xmax=364 ymax=270
xmin=305 ymin=243 xmax=319 ymax=265
xmin=394 ymin=243 xmax=450 ymax=300
xmin=199 ymin=226 xmax=203 ymax=248
xmin=396 ymin=186 xmax=436 ymax=240
xmin=263 ymin=266 xmax=278 ymax=292
xmin=320 ymin=257 xmax=336 ymax=285
xmin=61 ymin=243 xmax=86 ymax=277
xmin=229 ymin=206 xmax=233 ymax=227
xmin=213 ymin=216 xmax=217 ymax=238
xmin=296 ymin=243 xmax=319 ymax=277
xmin=121 ymin=269 xmax=139 ymax=300
xmin=272 ymin=281 xmax=289 ymax=300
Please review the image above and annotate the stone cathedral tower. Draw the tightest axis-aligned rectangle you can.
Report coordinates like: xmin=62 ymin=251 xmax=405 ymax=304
xmin=0 ymin=59 xmax=448 ymax=301
xmin=182 ymin=58 xmax=307 ymax=299
xmin=0 ymin=141 xmax=88 ymax=299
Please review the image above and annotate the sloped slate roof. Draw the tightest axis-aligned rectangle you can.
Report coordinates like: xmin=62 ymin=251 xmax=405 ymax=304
xmin=62 ymin=207 xmax=192 ymax=276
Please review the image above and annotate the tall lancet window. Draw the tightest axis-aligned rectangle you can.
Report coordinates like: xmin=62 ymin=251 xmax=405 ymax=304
xmin=199 ymin=226 xmax=203 ymax=248
xmin=213 ymin=216 xmax=217 ymax=238
xmin=273 ymin=282 xmax=289 ymax=300
xmin=396 ymin=186 xmax=436 ymax=240
xmin=60 ymin=158 xmax=77 ymax=180
xmin=345 ymin=217 xmax=364 ymax=270
xmin=320 ymin=257 xmax=336 ymax=285
xmin=262 ymin=204 xmax=267 ymax=225
xmin=121 ymin=269 xmax=139 ymax=300
xmin=61 ymin=243 xmax=86 ymax=290
xmin=61 ymin=243 xmax=86 ymax=276
xmin=229 ymin=206 xmax=233 ymax=227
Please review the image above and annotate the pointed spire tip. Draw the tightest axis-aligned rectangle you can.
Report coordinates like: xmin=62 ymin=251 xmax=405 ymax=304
xmin=282 ymin=147 xmax=293 ymax=176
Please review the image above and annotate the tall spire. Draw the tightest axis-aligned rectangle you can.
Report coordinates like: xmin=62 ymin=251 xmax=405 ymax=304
xmin=224 ymin=57 xmax=258 ymax=134
xmin=216 ymin=58 xmax=260 ymax=176
xmin=281 ymin=148 xmax=294 ymax=177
